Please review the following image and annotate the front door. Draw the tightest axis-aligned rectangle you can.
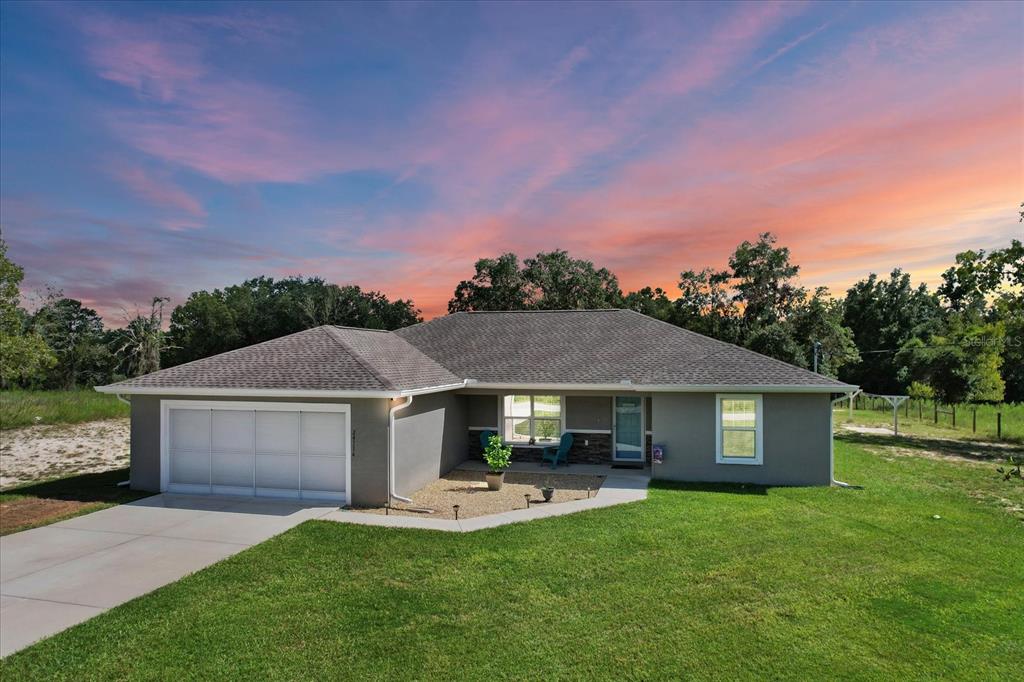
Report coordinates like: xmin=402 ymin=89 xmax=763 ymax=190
xmin=613 ymin=396 xmax=644 ymax=463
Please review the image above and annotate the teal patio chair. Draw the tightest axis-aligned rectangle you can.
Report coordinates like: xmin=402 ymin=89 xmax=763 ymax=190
xmin=479 ymin=430 xmax=497 ymax=452
xmin=541 ymin=432 xmax=573 ymax=469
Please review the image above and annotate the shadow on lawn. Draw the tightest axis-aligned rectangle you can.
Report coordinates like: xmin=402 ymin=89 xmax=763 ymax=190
xmin=836 ymin=431 xmax=1022 ymax=462
xmin=0 ymin=468 xmax=146 ymax=504
xmin=649 ymin=480 xmax=769 ymax=495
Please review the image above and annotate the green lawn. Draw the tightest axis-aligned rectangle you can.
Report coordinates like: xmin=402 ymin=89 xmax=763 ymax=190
xmin=0 ymin=390 xmax=129 ymax=430
xmin=3 ymin=437 xmax=1022 ymax=680
xmin=0 ymin=468 xmax=148 ymax=536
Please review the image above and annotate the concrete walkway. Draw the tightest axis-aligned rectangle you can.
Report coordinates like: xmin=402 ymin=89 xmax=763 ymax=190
xmin=321 ymin=470 xmax=650 ymax=532
xmin=0 ymin=494 xmax=337 ymax=657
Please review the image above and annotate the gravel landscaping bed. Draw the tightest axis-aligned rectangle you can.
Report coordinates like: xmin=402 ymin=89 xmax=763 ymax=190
xmin=363 ymin=469 xmax=605 ymax=519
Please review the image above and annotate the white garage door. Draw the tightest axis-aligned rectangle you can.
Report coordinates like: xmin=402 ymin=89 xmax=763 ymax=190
xmin=162 ymin=401 xmax=350 ymax=503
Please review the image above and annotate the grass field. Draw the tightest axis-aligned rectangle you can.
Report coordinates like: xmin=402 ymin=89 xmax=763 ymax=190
xmin=4 ymin=436 xmax=1022 ymax=680
xmin=0 ymin=390 xmax=129 ymax=430
xmin=836 ymin=400 xmax=1023 ymax=443
xmin=0 ymin=468 xmax=146 ymax=536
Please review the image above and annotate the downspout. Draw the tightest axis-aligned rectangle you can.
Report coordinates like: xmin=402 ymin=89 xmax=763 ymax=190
xmin=388 ymin=395 xmax=414 ymax=504
xmin=115 ymin=393 xmax=131 ymax=406
xmin=830 ymin=392 xmax=857 ymax=488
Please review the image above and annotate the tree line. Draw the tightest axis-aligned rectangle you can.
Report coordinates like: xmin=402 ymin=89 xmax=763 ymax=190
xmin=1 ymin=233 xmax=1021 ymax=404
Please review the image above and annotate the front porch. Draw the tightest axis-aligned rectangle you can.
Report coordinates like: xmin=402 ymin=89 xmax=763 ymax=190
xmin=457 ymin=458 xmax=651 ymax=482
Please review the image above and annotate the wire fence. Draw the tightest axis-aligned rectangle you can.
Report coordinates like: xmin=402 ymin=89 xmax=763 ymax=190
xmin=841 ymin=393 xmax=1021 ymax=442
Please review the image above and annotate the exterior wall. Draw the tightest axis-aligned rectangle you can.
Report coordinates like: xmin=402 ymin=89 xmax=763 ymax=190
xmin=125 ymin=394 xmax=391 ymax=506
xmin=651 ymin=392 xmax=831 ymax=486
xmin=393 ymin=391 xmax=468 ymax=497
xmin=465 ymin=394 xmax=498 ymax=428
xmin=565 ymin=396 xmax=611 ymax=430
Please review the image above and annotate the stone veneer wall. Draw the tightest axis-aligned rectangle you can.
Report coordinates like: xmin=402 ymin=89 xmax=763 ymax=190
xmin=469 ymin=430 xmax=653 ymax=466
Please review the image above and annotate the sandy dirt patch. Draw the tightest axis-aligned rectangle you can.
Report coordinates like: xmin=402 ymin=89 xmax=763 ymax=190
xmin=0 ymin=498 xmax=95 ymax=533
xmin=363 ymin=469 xmax=605 ymax=520
xmin=0 ymin=418 xmax=129 ymax=489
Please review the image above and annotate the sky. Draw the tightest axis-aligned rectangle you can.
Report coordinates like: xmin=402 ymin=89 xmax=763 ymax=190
xmin=1 ymin=0 xmax=1022 ymax=323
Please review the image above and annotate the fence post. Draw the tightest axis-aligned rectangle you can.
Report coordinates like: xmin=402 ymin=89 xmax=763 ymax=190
xmin=934 ymin=402 xmax=938 ymax=424
xmin=972 ymin=407 xmax=976 ymax=434
xmin=952 ymin=405 xmax=956 ymax=428
xmin=918 ymin=401 xmax=923 ymax=421
xmin=997 ymin=413 xmax=1002 ymax=440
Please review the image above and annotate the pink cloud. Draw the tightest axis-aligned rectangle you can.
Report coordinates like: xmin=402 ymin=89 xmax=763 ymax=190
xmin=111 ymin=165 xmax=206 ymax=228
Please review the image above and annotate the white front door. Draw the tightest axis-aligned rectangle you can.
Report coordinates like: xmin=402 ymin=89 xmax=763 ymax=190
xmin=163 ymin=401 xmax=350 ymax=503
xmin=613 ymin=396 xmax=645 ymax=463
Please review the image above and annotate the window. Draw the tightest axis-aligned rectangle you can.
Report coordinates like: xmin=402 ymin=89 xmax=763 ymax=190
xmin=716 ymin=394 xmax=763 ymax=465
xmin=502 ymin=395 xmax=563 ymax=444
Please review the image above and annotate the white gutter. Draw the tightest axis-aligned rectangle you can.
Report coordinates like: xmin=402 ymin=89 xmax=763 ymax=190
xmin=388 ymin=395 xmax=414 ymax=504
xmin=94 ymin=380 xmax=469 ymax=399
xmin=462 ymin=382 xmax=855 ymax=394
xmin=115 ymin=393 xmax=131 ymax=406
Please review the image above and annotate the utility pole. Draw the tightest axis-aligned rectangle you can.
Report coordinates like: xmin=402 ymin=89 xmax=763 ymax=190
xmin=813 ymin=341 xmax=821 ymax=374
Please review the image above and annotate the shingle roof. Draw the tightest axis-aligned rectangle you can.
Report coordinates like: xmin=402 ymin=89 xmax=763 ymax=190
xmin=104 ymin=326 xmax=459 ymax=393
xmin=102 ymin=310 xmax=853 ymax=394
xmin=396 ymin=310 xmax=852 ymax=388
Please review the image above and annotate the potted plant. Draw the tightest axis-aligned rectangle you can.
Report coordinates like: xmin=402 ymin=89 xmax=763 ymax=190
xmin=483 ymin=434 xmax=512 ymax=490
xmin=540 ymin=482 xmax=555 ymax=502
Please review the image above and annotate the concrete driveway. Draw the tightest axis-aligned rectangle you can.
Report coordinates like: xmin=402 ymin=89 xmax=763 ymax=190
xmin=0 ymin=494 xmax=338 ymax=657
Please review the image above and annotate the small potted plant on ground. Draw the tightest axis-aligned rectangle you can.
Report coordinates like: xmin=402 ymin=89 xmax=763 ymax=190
xmin=483 ymin=434 xmax=512 ymax=491
xmin=540 ymin=481 xmax=555 ymax=502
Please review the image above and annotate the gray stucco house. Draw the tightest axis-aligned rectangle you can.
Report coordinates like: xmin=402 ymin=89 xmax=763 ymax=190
xmin=96 ymin=310 xmax=856 ymax=507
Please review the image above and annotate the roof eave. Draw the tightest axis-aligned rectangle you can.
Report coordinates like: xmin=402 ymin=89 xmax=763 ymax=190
xmin=95 ymin=380 xmax=470 ymax=400
xmin=462 ymin=381 xmax=857 ymax=394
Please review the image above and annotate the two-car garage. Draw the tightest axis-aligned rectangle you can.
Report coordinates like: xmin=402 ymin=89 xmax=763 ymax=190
xmin=160 ymin=401 xmax=351 ymax=504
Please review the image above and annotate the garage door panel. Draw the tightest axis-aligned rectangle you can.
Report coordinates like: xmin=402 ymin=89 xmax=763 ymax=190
xmin=255 ymin=412 xmax=299 ymax=455
xmin=166 ymin=403 xmax=347 ymax=502
xmin=301 ymin=456 xmax=346 ymax=493
xmin=212 ymin=451 xmax=254 ymax=487
xmin=301 ymin=412 xmax=346 ymax=457
xmin=212 ymin=410 xmax=254 ymax=453
xmin=255 ymin=453 xmax=300 ymax=489
xmin=169 ymin=409 xmax=210 ymax=452
xmin=170 ymin=449 xmax=210 ymax=485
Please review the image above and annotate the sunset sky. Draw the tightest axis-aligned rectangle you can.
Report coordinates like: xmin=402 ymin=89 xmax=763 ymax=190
xmin=1 ymin=1 xmax=1021 ymax=322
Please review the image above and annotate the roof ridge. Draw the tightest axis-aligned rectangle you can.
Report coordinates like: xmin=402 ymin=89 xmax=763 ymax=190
xmin=463 ymin=309 xmax=622 ymax=314
xmin=321 ymin=326 xmax=397 ymax=390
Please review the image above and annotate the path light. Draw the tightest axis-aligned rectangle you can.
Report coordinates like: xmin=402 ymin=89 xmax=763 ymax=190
xmin=587 ymin=487 xmax=591 ymax=499
xmin=524 ymin=493 xmax=531 ymax=509
xmin=453 ymin=504 xmax=460 ymax=520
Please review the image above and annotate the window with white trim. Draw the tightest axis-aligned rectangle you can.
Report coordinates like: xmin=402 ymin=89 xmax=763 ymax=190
xmin=716 ymin=394 xmax=763 ymax=464
xmin=502 ymin=395 xmax=563 ymax=444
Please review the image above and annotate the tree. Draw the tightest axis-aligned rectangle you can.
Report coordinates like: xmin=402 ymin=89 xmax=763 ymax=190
xmin=448 ymin=253 xmax=533 ymax=313
xmin=728 ymin=232 xmax=805 ymax=331
xmin=673 ymin=268 xmax=739 ymax=342
xmin=788 ymin=287 xmax=860 ymax=377
xmin=746 ymin=322 xmax=806 ymax=367
xmin=896 ymin=318 xmax=1004 ymax=404
xmin=114 ymin=297 xmax=170 ymax=378
xmin=840 ymin=270 xmax=941 ymax=393
xmin=522 ymin=250 xmax=623 ymax=309
xmin=30 ymin=292 xmax=112 ymax=389
xmin=623 ymin=286 xmax=675 ymax=323
xmin=166 ymin=276 xmax=420 ymax=366
xmin=447 ymin=250 xmax=623 ymax=313
xmin=0 ymin=237 xmax=55 ymax=387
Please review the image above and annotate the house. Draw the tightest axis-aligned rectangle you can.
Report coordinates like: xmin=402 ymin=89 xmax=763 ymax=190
xmin=96 ymin=310 xmax=856 ymax=507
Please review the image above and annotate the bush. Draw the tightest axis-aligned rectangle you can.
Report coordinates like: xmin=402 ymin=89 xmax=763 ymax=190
xmin=483 ymin=434 xmax=512 ymax=472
